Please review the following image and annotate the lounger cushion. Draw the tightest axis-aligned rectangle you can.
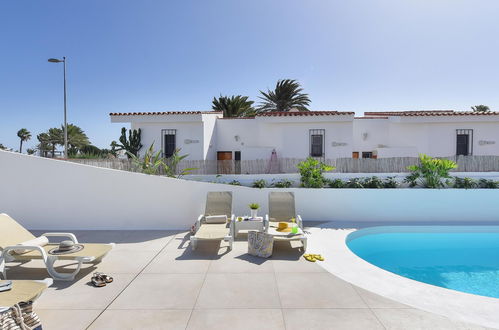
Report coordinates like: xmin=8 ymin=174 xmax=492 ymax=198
xmin=12 ymin=243 xmax=113 ymax=261
xmin=194 ymin=223 xmax=229 ymax=240
xmin=0 ymin=281 xmax=47 ymax=309
xmin=0 ymin=214 xmax=36 ymax=249
xmin=269 ymin=192 xmax=296 ymax=222
xmin=205 ymin=215 xmax=227 ymax=224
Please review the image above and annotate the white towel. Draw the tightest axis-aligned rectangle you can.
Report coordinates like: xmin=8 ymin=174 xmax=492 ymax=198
xmin=13 ymin=236 xmax=49 ymax=254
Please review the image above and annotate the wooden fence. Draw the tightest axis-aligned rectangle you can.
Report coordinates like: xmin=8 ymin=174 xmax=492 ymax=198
xmin=66 ymin=155 xmax=499 ymax=175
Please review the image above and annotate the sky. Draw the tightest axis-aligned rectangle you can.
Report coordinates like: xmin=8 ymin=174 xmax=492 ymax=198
xmin=1 ymin=0 xmax=499 ymax=151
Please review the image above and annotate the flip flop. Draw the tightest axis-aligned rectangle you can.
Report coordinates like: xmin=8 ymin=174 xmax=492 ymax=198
xmin=91 ymin=273 xmax=106 ymax=287
xmin=303 ymin=254 xmax=316 ymax=262
xmin=314 ymin=255 xmax=325 ymax=261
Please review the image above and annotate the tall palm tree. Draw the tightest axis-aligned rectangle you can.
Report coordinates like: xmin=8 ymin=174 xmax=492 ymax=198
xmin=471 ymin=105 xmax=490 ymax=112
xmin=63 ymin=124 xmax=90 ymax=151
xmin=17 ymin=128 xmax=31 ymax=153
xmin=37 ymin=128 xmax=63 ymax=157
xmin=258 ymin=79 xmax=311 ymax=112
xmin=212 ymin=95 xmax=255 ymax=117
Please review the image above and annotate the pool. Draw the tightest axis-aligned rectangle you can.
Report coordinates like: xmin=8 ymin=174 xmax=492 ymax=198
xmin=346 ymin=226 xmax=499 ymax=299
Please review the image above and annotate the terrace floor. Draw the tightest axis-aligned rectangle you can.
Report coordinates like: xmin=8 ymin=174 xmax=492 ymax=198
xmin=4 ymin=228 xmax=490 ymax=330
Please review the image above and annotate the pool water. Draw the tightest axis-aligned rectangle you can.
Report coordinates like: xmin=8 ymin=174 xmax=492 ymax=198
xmin=346 ymin=227 xmax=499 ymax=299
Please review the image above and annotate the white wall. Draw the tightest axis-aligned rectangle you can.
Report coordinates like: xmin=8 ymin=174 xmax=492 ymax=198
xmin=131 ymin=122 xmax=204 ymax=159
xmin=2 ymin=151 xmax=499 ymax=231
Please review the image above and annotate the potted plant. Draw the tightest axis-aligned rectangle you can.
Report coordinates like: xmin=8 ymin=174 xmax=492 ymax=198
xmin=248 ymin=203 xmax=260 ymax=218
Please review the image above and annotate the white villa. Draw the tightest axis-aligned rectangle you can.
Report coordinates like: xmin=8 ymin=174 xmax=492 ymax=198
xmin=110 ymin=110 xmax=499 ymax=161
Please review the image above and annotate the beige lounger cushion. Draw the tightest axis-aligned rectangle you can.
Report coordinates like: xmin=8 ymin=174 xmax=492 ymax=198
xmin=194 ymin=223 xmax=229 ymax=240
xmin=205 ymin=192 xmax=232 ymax=217
xmin=0 ymin=281 xmax=47 ymax=308
xmin=0 ymin=214 xmax=36 ymax=249
xmin=269 ymin=192 xmax=296 ymax=222
xmin=13 ymin=243 xmax=113 ymax=261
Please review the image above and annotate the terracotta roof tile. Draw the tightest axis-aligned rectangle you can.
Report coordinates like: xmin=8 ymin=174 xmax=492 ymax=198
xmin=364 ymin=110 xmax=499 ymax=117
xmin=256 ymin=111 xmax=354 ymax=117
xmin=109 ymin=111 xmax=222 ymax=116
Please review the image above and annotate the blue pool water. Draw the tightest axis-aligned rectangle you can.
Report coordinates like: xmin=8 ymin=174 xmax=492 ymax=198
xmin=346 ymin=227 xmax=499 ymax=298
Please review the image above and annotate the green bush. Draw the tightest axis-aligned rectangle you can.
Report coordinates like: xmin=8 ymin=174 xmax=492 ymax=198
xmin=228 ymin=180 xmax=241 ymax=186
xmin=252 ymin=179 xmax=267 ymax=188
xmin=383 ymin=177 xmax=399 ymax=188
xmin=478 ymin=178 xmax=499 ymax=189
xmin=453 ymin=177 xmax=477 ymax=189
xmin=297 ymin=157 xmax=335 ymax=188
xmin=327 ymin=179 xmax=346 ymax=188
xmin=405 ymin=154 xmax=457 ymax=188
xmin=345 ymin=178 xmax=364 ymax=188
xmin=272 ymin=179 xmax=293 ymax=188
xmin=361 ymin=176 xmax=384 ymax=188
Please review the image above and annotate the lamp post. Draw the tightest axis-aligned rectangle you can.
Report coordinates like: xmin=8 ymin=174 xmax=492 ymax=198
xmin=48 ymin=57 xmax=68 ymax=158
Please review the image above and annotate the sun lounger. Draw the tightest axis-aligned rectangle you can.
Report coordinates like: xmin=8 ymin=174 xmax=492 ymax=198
xmin=190 ymin=192 xmax=234 ymax=250
xmin=0 ymin=213 xmax=114 ymax=281
xmin=265 ymin=192 xmax=307 ymax=251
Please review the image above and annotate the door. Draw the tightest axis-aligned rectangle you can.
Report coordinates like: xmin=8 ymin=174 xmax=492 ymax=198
xmin=217 ymin=151 xmax=233 ymax=174
xmin=456 ymin=134 xmax=469 ymax=156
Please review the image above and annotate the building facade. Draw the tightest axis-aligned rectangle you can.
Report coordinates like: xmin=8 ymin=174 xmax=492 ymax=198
xmin=110 ymin=110 xmax=499 ymax=161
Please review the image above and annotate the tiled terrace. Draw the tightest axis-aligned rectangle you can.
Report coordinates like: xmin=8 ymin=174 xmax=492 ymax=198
xmin=4 ymin=228 xmax=489 ymax=330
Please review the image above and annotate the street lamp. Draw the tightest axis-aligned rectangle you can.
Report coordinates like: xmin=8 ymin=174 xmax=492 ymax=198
xmin=48 ymin=57 xmax=68 ymax=158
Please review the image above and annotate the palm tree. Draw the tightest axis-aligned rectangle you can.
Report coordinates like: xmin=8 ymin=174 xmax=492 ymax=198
xmin=471 ymin=105 xmax=490 ymax=112
xmin=37 ymin=128 xmax=62 ymax=157
xmin=63 ymin=124 xmax=90 ymax=152
xmin=17 ymin=128 xmax=31 ymax=153
xmin=212 ymin=95 xmax=255 ymax=117
xmin=258 ymin=79 xmax=311 ymax=112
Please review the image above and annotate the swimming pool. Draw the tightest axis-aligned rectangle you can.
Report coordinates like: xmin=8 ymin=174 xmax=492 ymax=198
xmin=346 ymin=226 xmax=499 ymax=299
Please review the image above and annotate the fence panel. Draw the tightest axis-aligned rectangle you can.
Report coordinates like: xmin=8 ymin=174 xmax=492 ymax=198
xmin=65 ymin=155 xmax=499 ymax=175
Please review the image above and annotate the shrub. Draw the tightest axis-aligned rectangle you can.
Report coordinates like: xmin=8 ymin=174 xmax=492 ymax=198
xmin=228 ymin=180 xmax=241 ymax=186
xmin=297 ymin=157 xmax=335 ymax=188
xmin=327 ymin=179 xmax=346 ymax=188
xmin=252 ymin=179 xmax=267 ymax=188
xmin=248 ymin=203 xmax=260 ymax=209
xmin=345 ymin=178 xmax=364 ymax=188
xmin=453 ymin=177 xmax=477 ymax=189
xmin=478 ymin=178 xmax=499 ymax=189
xmin=405 ymin=154 xmax=457 ymax=188
xmin=361 ymin=176 xmax=384 ymax=188
xmin=383 ymin=176 xmax=399 ymax=188
xmin=272 ymin=179 xmax=293 ymax=188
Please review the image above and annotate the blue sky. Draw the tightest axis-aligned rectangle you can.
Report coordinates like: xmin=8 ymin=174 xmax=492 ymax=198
xmin=1 ymin=0 xmax=499 ymax=150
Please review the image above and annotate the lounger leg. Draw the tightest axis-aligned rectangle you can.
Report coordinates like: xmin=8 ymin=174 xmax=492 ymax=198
xmin=190 ymin=237 xmax=198 ymax=250
xmin=46 ymin=256 xmax=83 ymax=281
xmin=0 ymin=257 xmax=5 ymax=279
xmin=302 ymin=237 xmax=307 ymax=252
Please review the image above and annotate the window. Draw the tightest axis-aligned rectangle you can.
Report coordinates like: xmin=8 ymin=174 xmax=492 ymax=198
xmin=309 ymin=129 xmax=325 ymax=158
xmin=234 ymin=151 xmax=241 ymax=174
xmin=161 ymin=129 xmax=176 ymax=157
xmin=456 ymin=129 xmax=473 ymax=156
xmin=362 ymin=152 xmax=373 ymax=159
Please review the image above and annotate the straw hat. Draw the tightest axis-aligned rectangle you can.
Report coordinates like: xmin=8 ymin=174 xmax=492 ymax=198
xmin=48 ymin=240 xmax=84 ymax=255
xmin=277 ymin=222 xmax=288 ymax=230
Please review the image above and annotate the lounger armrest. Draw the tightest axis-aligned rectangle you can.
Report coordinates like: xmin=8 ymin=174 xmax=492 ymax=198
xmin=2 ymin=245 xmax=48 ymax=260
xmin=296 ymin=215 xmax=303 ymax=229
xmin=196 ymin=214 xmax=204 ymax=230
xmin=36 ymin=278 xmax=54 ymax=288
xmin=41 ymin=233 xmax=78 ymax=243
xmin=264 ymin=214 xmax=270 ymax=232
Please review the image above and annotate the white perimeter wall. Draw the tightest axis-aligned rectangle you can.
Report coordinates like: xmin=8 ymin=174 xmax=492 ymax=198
xmin=1 ymin=150 xmax=499 ymax=230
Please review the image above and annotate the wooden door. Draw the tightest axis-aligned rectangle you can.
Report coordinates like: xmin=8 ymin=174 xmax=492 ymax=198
xmin=217 ymin=151 xmax=233 ymax=174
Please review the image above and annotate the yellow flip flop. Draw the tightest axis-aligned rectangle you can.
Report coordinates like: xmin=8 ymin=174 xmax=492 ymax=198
xmin=303 ymin=254 xmax=316 ymax=262
xmin=314 ymin=254 xmax=324 ymax=261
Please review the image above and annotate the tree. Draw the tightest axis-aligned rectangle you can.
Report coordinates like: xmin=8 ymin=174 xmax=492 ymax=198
xmin=26 ymin=148 xmax=36 ymax=155
xmin=258 ymin=79 xmax=311 ymax=112
xmin=471 ymin=105 xmax=490 ymax=112
xmin=0 ymin=143 xmax=6 ymax=150
xmin=112 ymin=127 xmax=142 ymax=158
xmin=17 ymin=128 xmax=31 ymax=153
xmin=64 ymin=124 xmax=90 ymax=150
xmin=212 ymin=95 xmax=255 ymax=117
xmin=37 ymin=128 xmax=63 ymax=157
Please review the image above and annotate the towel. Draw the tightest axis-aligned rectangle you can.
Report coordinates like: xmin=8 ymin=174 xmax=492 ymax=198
xmin=13 ymin=236 xmax=49 ymax=254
